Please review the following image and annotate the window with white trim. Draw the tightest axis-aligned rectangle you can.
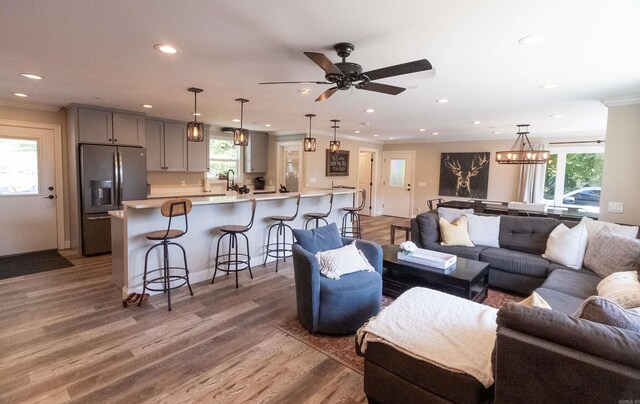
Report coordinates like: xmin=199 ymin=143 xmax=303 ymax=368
xmin=208 ymin=135 xmax=242 ymax=179
xmin=542 ymin=144 xmax=605 ymax=213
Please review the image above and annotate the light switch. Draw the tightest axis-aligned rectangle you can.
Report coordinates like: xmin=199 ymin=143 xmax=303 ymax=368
xmin=608 ymin=202 xmax=624 ymax=213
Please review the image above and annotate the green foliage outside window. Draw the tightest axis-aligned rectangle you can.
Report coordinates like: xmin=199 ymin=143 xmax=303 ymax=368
xmin=543 ymin=153 xmax=603 ymax=200
xmin=543 ymin=154 xmax=557 ymax=199
xmin=209 ymin=138 xmax=238 ymax=177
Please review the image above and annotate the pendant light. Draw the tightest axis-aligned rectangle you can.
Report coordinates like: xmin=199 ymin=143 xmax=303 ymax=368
xmin=496 ymin=124 xmax=550 ymax=164
xmin=186 ymin=87 xmax=205 ymax=142
xmin=233 ymin=98 xmax=249 ymax=146
xmin=329 ymin=119 xmax=340 ymax=153
xmin=304 ymin=113 xmax=317 ymax=152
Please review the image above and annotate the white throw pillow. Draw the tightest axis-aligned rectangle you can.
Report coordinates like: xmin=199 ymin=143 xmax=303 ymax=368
xmin=519 ymin=291 xmax=552 ymax=309
xmin=464 ymin=214 xmax=500 ymax=248
xmin=315 ymin=241 xmax=375 ymax=280
xmin=438 ymin=207 xmax=474 ymax=224
xmin=597 ymin=271 xmax=640 ymax=309
xmin=542 ymin=223 xmax=588 ymax=269
xmin=580 ymin=217 xmax=639 ymax=245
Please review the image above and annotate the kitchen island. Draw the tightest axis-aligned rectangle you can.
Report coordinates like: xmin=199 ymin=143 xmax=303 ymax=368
xmin=110 ymin=190 xmax=357 ymax=297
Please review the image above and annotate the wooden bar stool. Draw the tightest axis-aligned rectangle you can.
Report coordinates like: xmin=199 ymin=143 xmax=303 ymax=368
xmin=304 ymin=193 xmax=333 ymax=229
xmin=341 ymin=189 xmax=366 ymax=238
xmin=212 ymin=199 xmax=257 ymax=288
xmin=142 ymin=198 xmax=194 ymax=311
xmin=263 ymin=194 xmax=300 ymax=272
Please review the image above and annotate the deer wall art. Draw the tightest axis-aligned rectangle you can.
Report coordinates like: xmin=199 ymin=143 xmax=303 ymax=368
xmin=438 ymin=152 xmax=490 ymax=198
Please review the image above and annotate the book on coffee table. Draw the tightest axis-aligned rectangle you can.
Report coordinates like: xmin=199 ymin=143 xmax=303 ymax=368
xmin=397 ymin=248 xmax=456 ymax=269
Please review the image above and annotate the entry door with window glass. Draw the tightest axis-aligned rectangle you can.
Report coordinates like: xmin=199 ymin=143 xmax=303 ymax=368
xmin=282 ymin=145 xmax=301 ymax=192
xmin=382 ymin=151 xmax=414 ymax=218
xmin=0 ymin=126 xmax=57 ymax=256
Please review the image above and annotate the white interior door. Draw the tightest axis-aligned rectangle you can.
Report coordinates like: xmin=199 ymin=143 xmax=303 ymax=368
xmin=0 ymin=126 xmax=58 ymax=256
xmin=382 ymin=151 xmax=414 ymax=218
xmin=358 ymin=152 xmax=373 ymax=215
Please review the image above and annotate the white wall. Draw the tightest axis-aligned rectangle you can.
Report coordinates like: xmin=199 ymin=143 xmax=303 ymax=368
xmin=599 ymin=102 xmax=640 ymax=225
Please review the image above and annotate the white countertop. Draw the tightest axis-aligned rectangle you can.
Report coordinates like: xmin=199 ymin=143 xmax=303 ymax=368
xmin=108 ymin=210 xmax=124 ymax=219
xmin=124 ymin=189 xmax=356 ymax=209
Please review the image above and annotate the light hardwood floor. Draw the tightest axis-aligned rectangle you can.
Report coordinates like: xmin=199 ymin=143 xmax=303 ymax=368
xmin=0 ymin=215 xmax=408 ymax=403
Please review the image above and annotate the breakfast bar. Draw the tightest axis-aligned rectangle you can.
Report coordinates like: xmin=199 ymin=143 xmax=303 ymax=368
xmin=109 ymin=190 xmax=357 ymax=297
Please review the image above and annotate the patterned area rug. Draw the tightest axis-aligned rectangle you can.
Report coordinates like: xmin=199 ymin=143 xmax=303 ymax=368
xmin=275 ymin=289 xmax=522 ymax=374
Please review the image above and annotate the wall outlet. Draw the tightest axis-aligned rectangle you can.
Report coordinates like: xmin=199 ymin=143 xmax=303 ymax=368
xmin=608 ymin=202 xmax=624 ymax=213
xmin=181 ymin=180 xmax=186 ymax=186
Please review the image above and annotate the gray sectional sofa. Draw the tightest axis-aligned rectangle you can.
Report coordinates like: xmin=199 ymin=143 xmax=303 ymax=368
xmin=357 ymin=210 xmax=640 ymax=403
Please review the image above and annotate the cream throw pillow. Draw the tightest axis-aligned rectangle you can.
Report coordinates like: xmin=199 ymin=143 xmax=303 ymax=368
xmin=542 ymin=223 xmax=588 ymax=269
xmin=519 ymin=291 xmax=552 ymax=309
xmin=597 ymin=271 xmax=640 ymax=309
xmin=315 ymin=240 xmax=375 ymax=280
xmin=439 ymin=216 xmax=474 ymax=247
xmin=580 ymin=217 xmax=639 ymax=245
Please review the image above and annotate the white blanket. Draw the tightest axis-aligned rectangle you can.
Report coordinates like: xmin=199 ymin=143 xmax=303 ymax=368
xmin=357 ymin=287 xmax=498 ymax=388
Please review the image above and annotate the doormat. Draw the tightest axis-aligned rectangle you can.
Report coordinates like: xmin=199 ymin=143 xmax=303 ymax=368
xmin=275 ymin=289 xmax=521 ymax=375
xmin=0 ymin=250 xmax=74 ymax=280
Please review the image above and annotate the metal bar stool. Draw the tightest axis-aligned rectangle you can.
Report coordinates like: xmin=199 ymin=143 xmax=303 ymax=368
xmin=212 ymin=199 xmax=257 ymax=288
xmin=341 ymin=189 xmax=367 ymax=238
xmin=142 ymin=198 xmax=194 ymax=311
xmin=263 ymin=194 xmax=300 ymax=272
xmin=304 ymin=193 xmax=334 ymax=229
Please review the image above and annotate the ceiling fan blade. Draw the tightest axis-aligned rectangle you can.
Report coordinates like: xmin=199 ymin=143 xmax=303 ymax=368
xmin=315 ymin=87 xmax=338 ymax=102
xmin=358 ymin=82 xmax=406 ymax=95
xmin=304 ymin=52 xmax=343 ymax=76
xmin=363 ymin=59 xmax=433 ymax=81
xmin=259 ymin=80 xmax=332 ymax=85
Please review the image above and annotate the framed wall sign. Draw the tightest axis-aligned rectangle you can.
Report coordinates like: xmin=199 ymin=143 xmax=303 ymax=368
xmin=439 ymin=152 xmax=490 ymax=198
xmin=326 ymin=150 xmax=350 ymax=176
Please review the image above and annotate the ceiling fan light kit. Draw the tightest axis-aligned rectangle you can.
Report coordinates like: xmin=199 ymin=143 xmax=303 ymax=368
xmin=233 ymin=98 xmax=249 ymax=146
xmin=186 ymin=87 xmax=205 ymax=142
xmin=496 ymin=124 xmax=550 ymax=164
xmin=304 ymin=113 xmax=317 ymax=152
xmin=330 ymin=119 xmax=340 ymax=153
xmin=260 ymin=42 xmax=432 ymax=102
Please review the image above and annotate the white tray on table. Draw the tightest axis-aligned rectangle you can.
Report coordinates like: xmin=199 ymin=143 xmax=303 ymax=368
xmin=397 ymin=248 xmax=457 ymax=269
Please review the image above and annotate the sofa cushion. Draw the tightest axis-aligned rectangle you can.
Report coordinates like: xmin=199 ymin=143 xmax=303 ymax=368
xmin=416 ymin=212 xmax=439 ymax=246
xmin=540 ymin=268 xmax=600 ymax=299
xmin=292 ymin=222 xmax=343 ymax=254
xmin=535 ymin=288 xmax=587 ymax=314
xmin=597 ymin=271 xmax=640 ymax=309
xmin=499 ymin=215 xmax=560 ymax=255
xmin=439 ymin=216 xmax=474 ymax=247
xmin=542 ymin=223 xmax=588 ymax=270
xmin=425 ymin=242 xmax=488 ymax=261
xmin=465 ymin=213 xmax=500 ymax=247
xmin=546 ymin=262 xmax=597 ymax=276
xmin=480 ymin=247 xmax=549 ymax=278
xmin=574 ymin=296 xmax=640 ymax=333
xmin=583 ymin=227 xmax=640 ymax=278
xmin=438 ymin=207 xmax=474 ymax=223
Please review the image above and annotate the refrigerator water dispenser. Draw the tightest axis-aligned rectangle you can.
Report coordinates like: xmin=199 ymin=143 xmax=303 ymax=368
xmin=91 ymin=180 xmax=112 ymax=206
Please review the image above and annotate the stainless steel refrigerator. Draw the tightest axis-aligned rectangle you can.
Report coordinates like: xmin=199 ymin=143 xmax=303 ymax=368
xmin=80 ymin=144 xmax=147 ymax=255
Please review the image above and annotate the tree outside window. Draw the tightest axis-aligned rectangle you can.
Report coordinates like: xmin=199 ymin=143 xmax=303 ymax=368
xmin=209 ymin=137 xmax=240 ymax=178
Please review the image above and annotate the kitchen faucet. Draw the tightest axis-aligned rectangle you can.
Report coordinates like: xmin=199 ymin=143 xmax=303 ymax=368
xmin=226 ymin=169 xmax=235 ymax=191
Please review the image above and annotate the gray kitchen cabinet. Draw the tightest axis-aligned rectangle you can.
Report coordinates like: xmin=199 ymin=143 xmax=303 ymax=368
xmin=145 ymin=120 xmax=164 ymax=171
xmin=244 ymin=131 xmax=268 ymax=173
xmin=187 ymin=126 xmax=209 ymax=172
xmin=78 ymin=108 xmax=112 ymax=144
xmin=163 ymin=122 xmax=187 ymax=172
xmin=113 ymin=112 xmax=145 ymax=147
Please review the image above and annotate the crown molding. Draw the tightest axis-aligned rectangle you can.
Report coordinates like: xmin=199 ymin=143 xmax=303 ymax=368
xmin=0 ymin=100 xmax=62 ymax=112
xmin=601 ymin=95 xmax=640 ymax=107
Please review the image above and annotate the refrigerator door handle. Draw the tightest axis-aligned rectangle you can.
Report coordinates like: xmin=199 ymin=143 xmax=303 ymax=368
xmin=113 ymin=151 xmax=120 ymax=206
xmin=117 ymin=151 xmax=124 ymax=206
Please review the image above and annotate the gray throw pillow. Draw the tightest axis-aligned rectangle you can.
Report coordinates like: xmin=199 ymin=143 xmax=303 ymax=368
xmin=583 ymin=227 xmax=640 ymax=277
xmin=437 ymin=207 xmax=474 ymax=224
xmin=574 ymin=296 xmax=640 ymax=333
xmin=464 ymin=213 xmax=500 ymax=247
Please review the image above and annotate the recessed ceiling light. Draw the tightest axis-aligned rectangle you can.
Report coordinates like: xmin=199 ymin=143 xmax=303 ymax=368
xmin=436 ymin=98 xmax=449 ymax=104
xmin=432 ymin=132 xmax=439 ymax=135
xmin=353 ymin=130 xmax=361 ymax=134
xmin=419 ymin=128 xmax=426 ymax=132
xmin=232 ymin=119 xmax=240 ymax=122
xmin=550 ymin=114 xmax=563 ymax=118
xmin=364 ymin=122 xmax=371 ymax=126
xmin=153 ymin=44 xmax=179 ymax=54
xmin=264 ymin=123 xmax=271 ymax=127
xmin=298 ymin=88 xmax=311 ymax=94
xmin=472 ymin=121 xmax=481 ymax=125
xmin=21 ymin=73 xmax=43 ymax=80
xmin=492 ymin=131 xmax=501 ymax=134
xmin=192 ymin=112 xmax=201 ymax=116
xmin=540 ymin=84 xmax=558 ymax=89
xmin=141 ymin=104 xmax=153 ymax=108
xmin=373 ymin=134 xmax=379 ymax=137
xmin=365 ymin=109 xmax=375 ymax=113
xmin=389 ymin=137 xmax=395 ymax=140
xmin=13 ymin=92 xmax=27 ymax=97
xmin=518 ymin=33 xmax=546 ymax=45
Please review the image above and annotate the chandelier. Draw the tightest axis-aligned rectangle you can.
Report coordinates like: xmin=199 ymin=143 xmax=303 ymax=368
xmin=496 ymin=124 xmax=550 ymax=164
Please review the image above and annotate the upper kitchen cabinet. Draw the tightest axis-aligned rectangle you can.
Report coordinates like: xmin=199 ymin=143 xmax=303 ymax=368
xmin=145 ymin=120 xmax=164 ymax=171
xmin=187 ymin=126 xmax=210 ymax=172
xmin=244 ymin=131 xmax=268 ymax=173
xmin=146 ymin=119 xmax=188 ymax=172
xmin=77 ymin=107 xmax=145 ymax=147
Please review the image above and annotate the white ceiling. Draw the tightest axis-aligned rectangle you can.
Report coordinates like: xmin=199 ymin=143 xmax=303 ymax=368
xmin=1 ymin=0 xmax=639 ymax=143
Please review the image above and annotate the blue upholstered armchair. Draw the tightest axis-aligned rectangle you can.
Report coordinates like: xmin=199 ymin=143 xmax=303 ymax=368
xmin=292 ymin=233 xmax=383 ymax=335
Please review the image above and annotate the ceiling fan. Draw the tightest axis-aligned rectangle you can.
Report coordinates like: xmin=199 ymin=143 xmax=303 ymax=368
xmin=260 ymin=42 xmax=433 ymax=101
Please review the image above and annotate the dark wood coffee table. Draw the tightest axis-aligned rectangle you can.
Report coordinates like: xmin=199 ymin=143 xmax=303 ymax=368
xmin=382 ymin=244 xmax=489 ymax=302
